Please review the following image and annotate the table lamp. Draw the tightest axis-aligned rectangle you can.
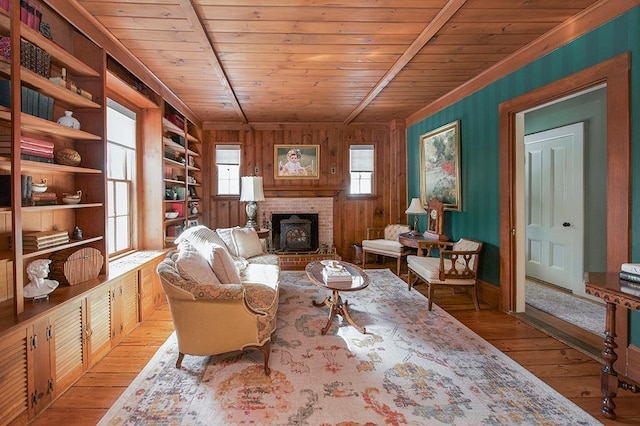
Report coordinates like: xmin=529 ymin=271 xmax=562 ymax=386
xmin=405 ymin=198 xmax=427 ymax=235
xmin=240 ymin=176 xmax=265 ymax=229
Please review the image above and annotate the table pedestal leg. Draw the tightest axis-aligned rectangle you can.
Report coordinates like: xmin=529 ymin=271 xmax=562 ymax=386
xmin=313 ymin=290 xmax=366 ymax=335
xmin=601 ymin=301 xmax=619 ymax=419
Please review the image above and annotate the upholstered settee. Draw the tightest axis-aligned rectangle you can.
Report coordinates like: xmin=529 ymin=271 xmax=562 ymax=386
xmin=156 ymin=225 xmax=279 ymax=374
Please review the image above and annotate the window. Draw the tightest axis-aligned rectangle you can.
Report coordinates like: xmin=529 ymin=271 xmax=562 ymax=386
xmin=350 ymin=145 xmax=374 ymax=195
xmin=106 ymin=100 xmax=136 ymax=256
xmin=216 ymin=145 xmax=241 ymax=195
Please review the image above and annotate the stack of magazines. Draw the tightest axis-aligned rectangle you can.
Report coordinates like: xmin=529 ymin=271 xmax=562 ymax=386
xmin=619 ymin=263 xmax=640 ymax=284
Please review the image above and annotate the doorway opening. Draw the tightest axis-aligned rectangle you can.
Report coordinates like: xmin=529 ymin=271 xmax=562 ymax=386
xmin=499 ymin=54 xmax=630 ymax=361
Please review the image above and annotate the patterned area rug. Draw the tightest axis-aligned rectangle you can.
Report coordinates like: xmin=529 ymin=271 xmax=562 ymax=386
xmin=525 ymin=280 xmax=605 ymax=337
xmin=100 ymin=270 xmax=600 ymax=425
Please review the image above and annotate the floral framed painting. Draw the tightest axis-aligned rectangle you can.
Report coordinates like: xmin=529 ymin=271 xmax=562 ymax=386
xmin=419 ymin=120 xmax=461 ymax=211
xmin=274 ymin=145 xmax=319 ymax=179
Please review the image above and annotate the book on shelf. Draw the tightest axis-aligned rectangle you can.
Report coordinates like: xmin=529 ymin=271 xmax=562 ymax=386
xmin=619 ymin=270 xmax=640 ymax=284
xmin=621 ymin=263 xmax=640 ymax=275
xmin=322 ymin=266 xmax=353 ymax=283
xmin=20 ymin=154 xmax=54 ymax=163
xmin=31 ymin=192 xmax=57 ymax=200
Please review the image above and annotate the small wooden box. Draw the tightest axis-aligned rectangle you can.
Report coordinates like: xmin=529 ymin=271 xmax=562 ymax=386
xmin=49 ymin=247 xmax=104 ymax=286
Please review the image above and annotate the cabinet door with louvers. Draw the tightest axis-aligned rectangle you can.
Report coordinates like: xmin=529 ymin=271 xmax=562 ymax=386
xmin=51 ymin=299 xmax=86 ymax=396
xmin=0 ymin=328 xmax=29 ymax=425
xmin=86 ymin=284 xmax=113 ymax=366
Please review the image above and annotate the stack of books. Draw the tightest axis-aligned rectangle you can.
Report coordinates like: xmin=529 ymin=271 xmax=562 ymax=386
xmin=0 ymin=136 xmax=55 ymax=163
xmin=620 ymin=263 xmax=640 ymax=284
xmin=322 ymin=265 xmax=353 ymax=284
xmin=30 ymin=192 xmax=56 ymax=206
xmin=22 ymin=230 xmax=69 ymax=251
xmin=20 ymin=136 xmax=54 ymax=162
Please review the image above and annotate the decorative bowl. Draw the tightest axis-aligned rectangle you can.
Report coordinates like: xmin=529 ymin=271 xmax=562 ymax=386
xmin=62 ymin=197 xmax=81 ymax=205
xmin=55 ymin=148 xmax=81 ymax=166
xmin=32 ymin=184 xmax=48 ymax=193
xmin=165 ymin=211 xmax=179 ymax=219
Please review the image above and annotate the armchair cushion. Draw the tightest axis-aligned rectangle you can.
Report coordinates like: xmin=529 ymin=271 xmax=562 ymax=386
xmin=175 ymin=241 xmax=220 ymax=286
xmin=407 ymin=256 xmax=476 ymax=285
xmin=362 ymin=239 xmax=405 ymax=254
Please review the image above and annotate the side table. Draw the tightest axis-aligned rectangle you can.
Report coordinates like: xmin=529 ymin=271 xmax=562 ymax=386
xmin=585 ymin=272 xmax=640 ymax=420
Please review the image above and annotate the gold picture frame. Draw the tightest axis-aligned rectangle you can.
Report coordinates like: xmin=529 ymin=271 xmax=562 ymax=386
xmin=274 ymin=145 xmax=320 ymax=179
xmin=420 ymin=120 xmax=461 ymax=211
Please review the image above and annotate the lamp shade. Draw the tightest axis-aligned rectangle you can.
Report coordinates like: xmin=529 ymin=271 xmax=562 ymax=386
xmin=405 ymin=198 xmax=427 ymax=215
xmin=240 ymin=176 xmax=265 ymax=202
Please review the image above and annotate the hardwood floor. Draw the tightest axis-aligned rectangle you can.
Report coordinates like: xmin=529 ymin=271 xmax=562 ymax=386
xmin=33 ymin=264 xmax=640 ymax=425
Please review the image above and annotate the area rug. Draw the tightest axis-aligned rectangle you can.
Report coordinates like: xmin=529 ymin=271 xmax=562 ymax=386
xmin=525 ymin=279 xmax=605 ymax=337
xmin=100 ymin=270 xmax=600 ymax=425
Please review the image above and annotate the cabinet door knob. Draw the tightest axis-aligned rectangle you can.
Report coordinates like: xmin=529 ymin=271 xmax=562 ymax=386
xmin=562 ymin=222 xmax=571 ymax=227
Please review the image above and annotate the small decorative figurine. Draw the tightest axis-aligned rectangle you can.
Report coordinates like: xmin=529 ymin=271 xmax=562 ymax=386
xmin=72 ymin=226 xmax=83 ymax=240
xmin=23 ymin=259 xmax=59 ymax=299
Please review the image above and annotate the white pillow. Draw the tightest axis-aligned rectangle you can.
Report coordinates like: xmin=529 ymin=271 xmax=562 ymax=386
xmin=216 ymin=226 xmax=241 ymax=256
xmin=176 ymin=241 xmax=220 ymax=285
xmin=176 ymin=225 xmax=228 ymax=255
xmin=212 ymin=246 xmax=242 ymax=284
xmin=231 ymin=227 xmax=264 ymax=259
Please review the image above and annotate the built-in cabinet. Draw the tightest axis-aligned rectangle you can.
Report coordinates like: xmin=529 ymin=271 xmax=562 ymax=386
xmin=0 ymin=250 xmax=165 ymax=424
xmin=163 ymin=104 xmax=203 ymax=247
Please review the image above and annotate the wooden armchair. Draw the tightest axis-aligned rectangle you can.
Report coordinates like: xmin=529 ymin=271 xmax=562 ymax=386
xmin=406 ymin=238 xmax=483 ymax=310
xmin=361 ymin=224 xmax=411 ymax=275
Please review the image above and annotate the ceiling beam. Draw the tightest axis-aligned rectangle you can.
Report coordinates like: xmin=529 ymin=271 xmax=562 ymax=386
xmin=180 ymin=0 xmax=247 ymax=124
xmin=343 ymin=0 xmax=467 ymax=125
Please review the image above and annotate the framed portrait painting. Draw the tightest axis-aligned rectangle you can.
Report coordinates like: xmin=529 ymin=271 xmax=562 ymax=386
xmin=274 ymin=145 xmax=319 ymax=179
xmin=420 ymin=120 xmax=461 ymax=211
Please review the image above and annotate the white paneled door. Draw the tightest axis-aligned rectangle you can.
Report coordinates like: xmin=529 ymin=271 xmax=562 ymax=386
xmin=524 ymin=123 xmax=585 ymax=296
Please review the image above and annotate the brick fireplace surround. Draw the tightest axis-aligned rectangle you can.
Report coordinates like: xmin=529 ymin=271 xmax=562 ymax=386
xmin=259 ymin=197 xmax=338 ymax=269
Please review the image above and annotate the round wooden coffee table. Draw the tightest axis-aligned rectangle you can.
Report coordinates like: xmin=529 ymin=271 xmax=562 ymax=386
xmin=305 ymin=261 xmax=369 ymax=334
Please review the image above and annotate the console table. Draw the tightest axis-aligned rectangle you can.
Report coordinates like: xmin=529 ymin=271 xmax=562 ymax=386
xmin=585 ymin=272 xmax=640 ymax=420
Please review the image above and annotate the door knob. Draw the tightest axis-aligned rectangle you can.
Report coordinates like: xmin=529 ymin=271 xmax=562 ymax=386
xmin=562 ymin=222 xmax=571 ymax=227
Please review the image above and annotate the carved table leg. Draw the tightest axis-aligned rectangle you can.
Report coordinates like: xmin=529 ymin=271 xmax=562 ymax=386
xmin=313 ymin=290 xmax=366 ymax=335
xmin=601 ymin=301 xmax=619 ymax=419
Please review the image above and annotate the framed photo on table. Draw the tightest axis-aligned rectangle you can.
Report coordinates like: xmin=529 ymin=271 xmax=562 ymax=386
xmin=419 ymin=120 xmax=461 ymax=211
xmin=274 ymin=145 xmax=319 ymax=179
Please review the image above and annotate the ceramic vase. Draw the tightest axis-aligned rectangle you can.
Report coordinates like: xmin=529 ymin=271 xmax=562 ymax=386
xmin=57 ymin=110 xmax=81 ymax=129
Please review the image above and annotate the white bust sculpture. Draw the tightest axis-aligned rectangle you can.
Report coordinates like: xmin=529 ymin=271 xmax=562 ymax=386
xmin=24 ymin=259 xmax=59 ymax=299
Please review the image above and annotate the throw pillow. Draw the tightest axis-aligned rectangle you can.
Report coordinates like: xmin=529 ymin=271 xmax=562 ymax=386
xmin=175 ymin=225 xmax=229 ymax=256
xmin=175 ymin=241 xmax=220 ymax=286
xmin=211 ymin=246 xmax=242 ymax=284
xmin=216 ymin=226 xmax=241 ymax=256
xmin=231 ymin=227 xmax=264 ymax=259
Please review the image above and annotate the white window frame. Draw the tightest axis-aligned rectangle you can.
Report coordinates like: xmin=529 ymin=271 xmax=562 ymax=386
xmin=349 ymin=144 xmax=375 ymax=195
xmin=216 ymin=144 xmax=241 ymax=195
xmin=106 ymin=99 xmax=136 ymax=257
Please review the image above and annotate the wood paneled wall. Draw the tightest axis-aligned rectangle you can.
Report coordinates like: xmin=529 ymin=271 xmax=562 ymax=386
xmin=204 ymin=122 xmax=407 ymax=260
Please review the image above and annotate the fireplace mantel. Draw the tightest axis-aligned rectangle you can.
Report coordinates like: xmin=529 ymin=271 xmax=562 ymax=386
xmin=264 ymin=187 xmax=343 ymax=198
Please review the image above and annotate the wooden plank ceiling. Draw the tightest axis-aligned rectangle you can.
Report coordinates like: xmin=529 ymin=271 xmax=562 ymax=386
xmin=74 ymin=0 xmax=601 ymax=125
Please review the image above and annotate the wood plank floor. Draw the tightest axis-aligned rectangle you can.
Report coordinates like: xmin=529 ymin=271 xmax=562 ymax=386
xmin=32 ymin=264 xmax=640 ymax=425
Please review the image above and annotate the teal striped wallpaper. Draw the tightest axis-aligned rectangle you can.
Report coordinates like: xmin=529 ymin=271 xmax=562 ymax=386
xmin=407 ymin=7 xmax=640 ymax=290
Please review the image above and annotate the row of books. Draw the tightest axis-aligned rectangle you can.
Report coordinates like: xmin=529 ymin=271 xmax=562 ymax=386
xmin=0 ymin=80 xmax=54 ymax=121
xmin=620 ymin=263 xmax=640 ymax=284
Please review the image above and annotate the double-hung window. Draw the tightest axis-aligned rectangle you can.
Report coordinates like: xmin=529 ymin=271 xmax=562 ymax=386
xmin=106 ymin=100 xmax=136 ymax=256
xmin=216 ymin=145 xmax=241 ymax=195
xmin=350 ymin=145 xmax=374 ymax=195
